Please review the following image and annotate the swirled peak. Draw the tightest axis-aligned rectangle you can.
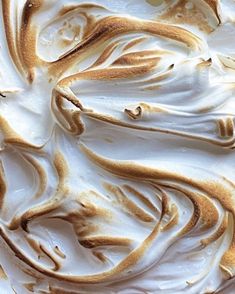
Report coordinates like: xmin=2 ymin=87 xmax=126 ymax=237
xmin=1 ymin=0 xmax=235 ymax=293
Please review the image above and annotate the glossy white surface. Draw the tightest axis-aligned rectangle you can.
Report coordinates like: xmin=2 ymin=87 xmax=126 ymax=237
xmin=0 ymin=0 xmax=235 ymax=293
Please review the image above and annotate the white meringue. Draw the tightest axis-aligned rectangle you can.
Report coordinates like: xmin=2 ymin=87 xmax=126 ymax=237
xmin=0 ymin=1 xmax=235 ymax=293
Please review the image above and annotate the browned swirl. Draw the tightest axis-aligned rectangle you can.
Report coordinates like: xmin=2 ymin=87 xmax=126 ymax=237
xmin=0 ymin=1 xmax=235 ymax=293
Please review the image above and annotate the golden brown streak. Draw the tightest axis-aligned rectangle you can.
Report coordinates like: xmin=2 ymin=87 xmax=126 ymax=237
xmin=158 ymin=184 xmax=201 ymax=236
xmin=203 ymin=0 xmax=221 ymax=23
xmin=201 ymin=213 xmax=228 ymax=247
xmin=78 ymin=199 xmax=111 ymax=218
xmin=39 ymin=244 xmax=60 ymax=271
xmin=123 ymin=37 xmax=147 ymax=51
xmin=197 ymin=58 xmax=212 ymax=68
xmin=220 ymin=214 xmax=235 ymax=278
xmin=0 ymin=116 xmax=44 ymax=151
xmin=104 ymin=182 xmax=155 ymax=222
xmin=79 ymin=236 xmax=132 ymax=248
xmin=161 ymin=204 xmax=178 ymax=231
xmin=218 ymin=119 xmax=226 ymax=137
xmin=26 ymin=236 xmax=41 ymax=254
xmin=61 ymin=16 xmax=200 ymax=59
xmin=226 ymin=117 xmax=234 ymax=137
xmin=76 ymin=224 xmax=98 ymax=238
xmin=53 ymin=151 xmax=69 ymax=180
xmin=161 ymin=183 xmax=220 ymax=235
xmin=112 ymin=51 xmax=161 ymax=66
xmin=53 ymin=246 xmax=66 ymax=259
xmin=20 ymin=0 xmax=42 ymax=82
xmin=0 ymin=162 xmax=6 ymax=211
xmin=23 ymin=154 xmax=47 ymax=199
xmin=1 ymin=0 xmax=24 ymax=76
xmin=52 ymin=93 xmax=84 ymax=135
xmin=48 ymin=285 xmax=81 ymax=294
xmin=218 ymin=118 xmax=234 ymax=138
xmin=88 ymin=41 xmax=119 ymax=69
xmin=0 ymin=265 xmax=7 ymax=280
xmin=123 ymin=185 xmax=159 ymax=215
xmin=92 ymin=251 xmax=107 ymax=263
xmin=59 ymin=58 xmax=159 ymax=85
xmin=23 ymin=283 xmax=35 ymax=292
xmin=19 ymin=152 xmax=68 ymax=232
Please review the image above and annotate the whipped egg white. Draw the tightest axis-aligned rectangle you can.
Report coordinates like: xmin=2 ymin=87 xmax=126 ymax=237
xmin=0 ymin=0 xmax=235 ymax=293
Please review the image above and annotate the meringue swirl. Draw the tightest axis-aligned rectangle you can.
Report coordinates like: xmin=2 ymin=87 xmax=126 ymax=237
xmin=0 ymin=0 xmax=235 ymax=293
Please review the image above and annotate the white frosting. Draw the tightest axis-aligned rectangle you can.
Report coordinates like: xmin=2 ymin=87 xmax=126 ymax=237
xmin=0 ymin=0 xmax=235 ymax=293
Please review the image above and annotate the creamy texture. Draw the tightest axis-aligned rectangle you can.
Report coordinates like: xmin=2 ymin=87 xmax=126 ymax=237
xmin=0 ymin=0 xmax=235 ymax=293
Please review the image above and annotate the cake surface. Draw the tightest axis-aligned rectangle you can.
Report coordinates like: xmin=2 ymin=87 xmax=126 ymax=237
xmin=0 ymin=0 xmax=235 ymax=293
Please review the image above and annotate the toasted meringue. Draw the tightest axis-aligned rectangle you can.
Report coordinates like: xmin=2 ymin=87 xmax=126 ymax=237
xmin=0 ymin=1 xmax=235 ymax=293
